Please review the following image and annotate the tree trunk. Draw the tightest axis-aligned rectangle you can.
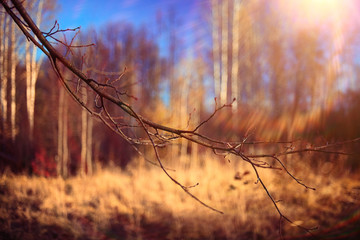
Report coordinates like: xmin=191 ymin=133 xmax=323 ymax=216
xmin=57 ymin=86 xmax=69 ymax=178
xmin=1 ymin=15 xmax=9 ymax=134
xmin=10 ymin=20 xmax=17 ymax=141
xmin=57 ymin=86 xmax=64 ymax=177
xmin=86 ymin=113 xmax=93 ymax=175
xmin=25 ymin=0 xmax=44 ymax=140
xmin=80 ymin=87 xmax=93 ymax=176
xmin=231 ymin=0 xmax=241 ymax=112
xmin=190 ymin=59 xmax=204 ymax=168
xmin=62 ymin=89 xmax=69 ymax=178
xmin=211 ymin=0 xmax=221 ymax=102
xmin=80 ymin=88 xmax=87 ymax=176
xmin=220 ymin=0 xmax=229 ymax=105
xmin=0 ymin=14 xmax=4 ymax=134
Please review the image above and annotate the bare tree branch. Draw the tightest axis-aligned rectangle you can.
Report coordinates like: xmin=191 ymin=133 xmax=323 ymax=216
xmin=2 ymin=0 xmax=359 ymax=237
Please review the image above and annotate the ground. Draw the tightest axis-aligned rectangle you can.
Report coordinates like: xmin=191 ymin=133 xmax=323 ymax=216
xmin=0 ymin=156 xmax=360 ymax=240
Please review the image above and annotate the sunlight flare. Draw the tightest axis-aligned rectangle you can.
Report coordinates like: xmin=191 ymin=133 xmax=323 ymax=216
xmin=278 ymin=0 xmax=353 ymax=30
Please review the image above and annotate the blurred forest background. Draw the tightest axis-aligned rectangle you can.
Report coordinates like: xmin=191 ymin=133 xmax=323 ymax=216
xmin=1 ymin=0 xmax=360 ymax=239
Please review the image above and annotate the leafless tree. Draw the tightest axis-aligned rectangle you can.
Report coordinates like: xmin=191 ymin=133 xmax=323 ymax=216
xmin=56 ymin=79 xmax=69 ymax=178
xmin=1 ymin=0 xmax=359 ymax=238
xmin=0 ymin=13 xmax=9 ymax=134
xmin=24 ymin=0 xmax=44 ymax=141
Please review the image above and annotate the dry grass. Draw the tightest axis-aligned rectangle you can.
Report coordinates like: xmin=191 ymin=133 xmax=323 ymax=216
xmin=1 ymin=154 xmax=360 ymax=240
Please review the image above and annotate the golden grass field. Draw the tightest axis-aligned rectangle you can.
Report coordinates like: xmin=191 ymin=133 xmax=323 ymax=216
xmin=1 ymin=154 xmax=360 ymax=240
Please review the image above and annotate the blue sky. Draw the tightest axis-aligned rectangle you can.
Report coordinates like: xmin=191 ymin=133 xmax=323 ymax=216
xmin=55 ymin=0 xmax=210 ymax=56
xmin=57 ymin=0 xmax=199 ymax=29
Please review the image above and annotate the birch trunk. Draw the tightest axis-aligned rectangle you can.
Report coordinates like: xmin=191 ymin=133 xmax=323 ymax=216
xmin=1 ymin=15 xmax=9 ymax=131
xmin=244 ymin=11 xmax=254 ymax=103
xmin=86 ymin=114 xmax=93 ymax=175
xmin=220 ymin=0 xmax=229 ymax=105
xmin=80 ymin=87 xmax=93 ymax=176
xmin=0 ymin=14 xmax=4 ymax=131
xmin=57 ymin=86 xmax=64 ymax=176
xmin=80 ymin=88 xmax=87 ymax=176
xmin=231 ymin=0 xmax=241 ymax=111
xmin=10 ymin=20 xmax=17 ymax=141
xmin=25 ymin=0 xmax=44 ymax=140
xmin=57 ymin=86 xmax=69 ymax=178
xmin=62 ymin=90 xmax=69 ymax=178
xmin=211 ymin=0 xmax=221 ymax=101
xmin=190 ymin=59 xmax=204 ymax=167
xmin=80 ymin=81 xmax=93 ymax=176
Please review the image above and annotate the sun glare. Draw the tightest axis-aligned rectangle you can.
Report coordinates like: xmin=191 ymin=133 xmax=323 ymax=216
xmin=278 ymin=0 xmax=351 ymax=30
xmin=300 ymin=0 xmax=341 ymax=18
xmin=274 ymin=0 xmax=359 ymax=133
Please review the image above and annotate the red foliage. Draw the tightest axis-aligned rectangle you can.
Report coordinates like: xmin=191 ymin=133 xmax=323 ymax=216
xmin=31 ymin=148 xmax=57 ymax=177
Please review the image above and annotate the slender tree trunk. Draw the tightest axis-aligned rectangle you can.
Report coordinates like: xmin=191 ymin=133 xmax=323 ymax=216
xmin=190 ymin=59 xmax=204 ymax=167
xmin=80 ymin=88 xmax=87 ymax=176
xmin=93 ymin=141 xmax=100 ymax=173
xmin=168 ymin=12 xmax=180 ymax=164
xmin=1 ymin=15 xmax=9 ymax=133
xmin=26 ymin=0 xmax=44 ymax=140
xmin=220 ymin=0 xmax=229 ymax=105
xmin=80 ymin=87 xmax=93 ymax=176
xmin=57 ymin=86 xmax=64 ymax=176
xmin=62 ymin=90 xmax=69 ymax=178
xmin=25 ymin=40 xmax=31 ymax=125
xmin=57 ymin=86 xmax=69 ymax=178
xmin=0 ymin=14 xmax=4 ymax=133
xmin=211 ymin=0 xmax=221 ymax=101
xmin=10 ymin=20 xmax=17 ymax=141
xmin=231 ymin=0 xmax=241 ymax=111
xmin=86 ymin=114 xmax=93 ymax=175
